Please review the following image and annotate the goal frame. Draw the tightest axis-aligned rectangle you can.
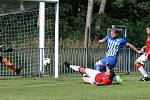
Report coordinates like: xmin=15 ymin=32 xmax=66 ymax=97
xmin=21 ymin=0 xmax=59 ymax=78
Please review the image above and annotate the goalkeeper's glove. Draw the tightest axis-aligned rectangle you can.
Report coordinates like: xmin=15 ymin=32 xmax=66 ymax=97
xmin=0 ymin=45 xmax=4 ymax=52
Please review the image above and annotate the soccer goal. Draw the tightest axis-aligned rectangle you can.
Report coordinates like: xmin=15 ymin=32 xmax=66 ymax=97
xmin=0 ymin=0 xmax=59 ymax=78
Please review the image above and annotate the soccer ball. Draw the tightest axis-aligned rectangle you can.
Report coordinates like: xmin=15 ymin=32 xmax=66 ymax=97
xmin=43 ymin=58 xmax=50 ymax=65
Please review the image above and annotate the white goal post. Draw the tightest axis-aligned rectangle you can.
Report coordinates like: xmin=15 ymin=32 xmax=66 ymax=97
xmin=25 ymin=0 xmax=59 ymax=78
xmin=33 ymin=0 xmax=59 ymax=78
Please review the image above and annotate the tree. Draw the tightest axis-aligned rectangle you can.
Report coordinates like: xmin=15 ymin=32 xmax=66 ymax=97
xmin=99 ymin=0 xmax=107 ymax=14
xmin=84 ymin=0 xmax=94 ymax=48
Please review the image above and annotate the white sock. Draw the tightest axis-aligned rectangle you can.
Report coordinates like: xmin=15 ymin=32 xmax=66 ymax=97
xmin=70 ymin=65 xmax=80 ymax=72
xmin=138 ymin=66 xmax=148 ymax=77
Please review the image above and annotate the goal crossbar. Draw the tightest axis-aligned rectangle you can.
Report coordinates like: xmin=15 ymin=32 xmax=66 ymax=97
xmin=21 ymin=0 xmax=59 ymax=2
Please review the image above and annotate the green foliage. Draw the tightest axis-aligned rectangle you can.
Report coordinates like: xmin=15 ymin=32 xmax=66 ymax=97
xmin=59 ymin=2 xmax=86 ymax=40
xmin=107 ymin=0 xmax=150 ymax=20
xmin=92 ymin=12 xmax=150 ymax=47
xmin=58 ymin=0 xmax=150 ymax=47
xmin=94 ymin=0 xmax=101 ymax=5
xmin=113 ymin=0 xmax=124 ymax=7
xmin=92 ymin=13 xmax=111 ymax=39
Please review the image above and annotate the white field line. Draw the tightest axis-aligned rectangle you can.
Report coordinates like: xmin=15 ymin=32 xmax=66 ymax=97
xmin=25 ymin=81 xmax=76 ymax=87
xmin=0 ymin=81 xmax=78 ymax=89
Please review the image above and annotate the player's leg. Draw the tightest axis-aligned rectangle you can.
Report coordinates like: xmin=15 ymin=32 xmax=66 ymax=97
xmin=0 ymin=56 xmax=21 ymax=74
xmin=64 ymin=61 xmax=100 ymax=84
xmin=95 ymin=57 xmax=108 ymax=71
xmin=134 ymin=54 xmax=149 ymax=81
xmin=82 ymin=77 xmax=94 ymax=84
xmin=105 ymin=58 xmax=123 ymax=82
xmin=107 ymin=65 xmax=122 ymax=82
xmin=95 ymin=57 xmax=117 ymax=72
xmin=97 ymin=57 xmax=122 ymax=82
xmin=82 ymin=68 xmax=100 ymax=84
xmin=64 ymin=61 xmax=86 ymax=73
xmin=95 ymin=60 xmax=102 ymax=71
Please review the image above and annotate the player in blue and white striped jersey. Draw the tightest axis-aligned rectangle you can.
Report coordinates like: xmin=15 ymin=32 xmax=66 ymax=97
xmin=95 ymin=27 xmax=141 ymax=81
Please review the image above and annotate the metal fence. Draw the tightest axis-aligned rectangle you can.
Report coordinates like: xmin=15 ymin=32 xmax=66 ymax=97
xmin=1 ymin=48 xmax=150 ymax=77
xmin=54 ymin=48 xmax=150 ymax=74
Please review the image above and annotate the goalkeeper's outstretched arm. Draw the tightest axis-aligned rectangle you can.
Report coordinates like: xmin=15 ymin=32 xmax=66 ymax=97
xmin=3 ymin=48 xmax=13 ymax=52
xmin=0 ymin=45 xmax=13 ymax=52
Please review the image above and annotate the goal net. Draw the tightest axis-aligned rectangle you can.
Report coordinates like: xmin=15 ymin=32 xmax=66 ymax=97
xmin=0 ymin=0 xmax=58 ymax=77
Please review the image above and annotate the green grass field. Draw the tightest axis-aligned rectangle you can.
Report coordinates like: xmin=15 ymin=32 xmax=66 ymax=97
xmin=0 ymin=74 xmax=150 ymax=100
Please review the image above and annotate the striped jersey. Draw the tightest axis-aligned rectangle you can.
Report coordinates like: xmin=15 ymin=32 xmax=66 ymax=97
xmin=103 ymin=34 xmax=127 ymax=59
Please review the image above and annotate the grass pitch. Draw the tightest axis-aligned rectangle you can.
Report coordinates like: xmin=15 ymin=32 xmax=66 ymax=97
xmin=0 ymin=74 xmax=150 ymax=100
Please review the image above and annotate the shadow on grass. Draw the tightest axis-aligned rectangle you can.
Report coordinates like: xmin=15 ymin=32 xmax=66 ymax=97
xmin=78 ymin=81 xmax=122 ymax=86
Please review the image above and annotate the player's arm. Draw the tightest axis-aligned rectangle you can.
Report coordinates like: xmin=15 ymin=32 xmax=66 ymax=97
xmin=125 ymin=43 xmax=141 ymax=53
xmin=98 ymin=35 xmax=108 ymax=44
xmin=98 ymin=39 xmax=105 ymax=44
xmin=0 ymin=45 xmax=13 ymax=52
xmin=95 ymin=81 xmax=109 ymax=86
xmin=82 ymin=77 xmax=94 ymax=84
xmin=95 ymin=82 xmax=105 ymax=86
xmin=106 ymin=65 xmax=110 ymax=72
xmin=3 ymin=48 xmax=13 ymax=52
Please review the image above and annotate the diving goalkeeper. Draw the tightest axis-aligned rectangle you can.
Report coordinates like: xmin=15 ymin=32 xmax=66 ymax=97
xmin=0 ymin=31 xmax=21 ymax=75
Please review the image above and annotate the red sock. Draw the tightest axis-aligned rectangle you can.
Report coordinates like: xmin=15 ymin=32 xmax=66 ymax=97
xmin=78 ymin=67 xmax=81 ymax=73
xmin=136 ymin=63 xmax=143 ymax=68
xmin=2 ymin=58 xmax=16 ymax=73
